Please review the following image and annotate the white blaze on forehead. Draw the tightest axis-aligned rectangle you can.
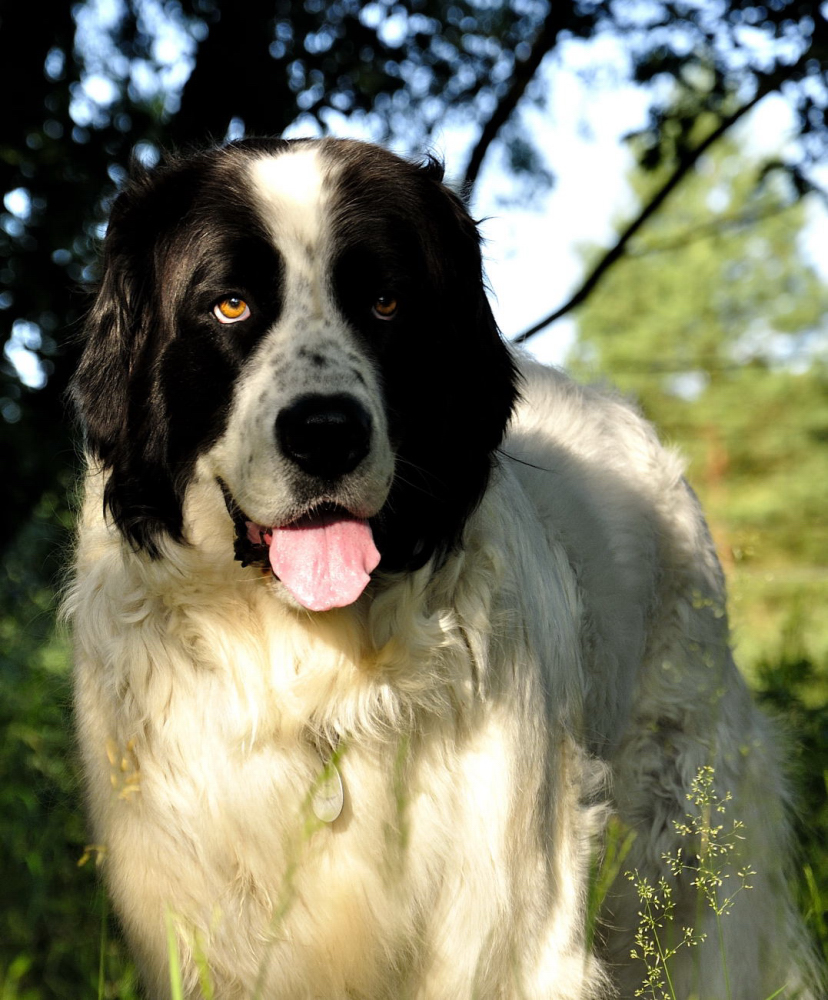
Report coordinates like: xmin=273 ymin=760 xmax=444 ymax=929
xmin=203 ymin=142 xmax=395 ymax=584
xmin=247 ymin=147 xmax=327 ymax=250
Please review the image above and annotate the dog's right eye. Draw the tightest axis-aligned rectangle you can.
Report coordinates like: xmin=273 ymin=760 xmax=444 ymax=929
xmin=213 ymin=297 xmax=251 ymax=324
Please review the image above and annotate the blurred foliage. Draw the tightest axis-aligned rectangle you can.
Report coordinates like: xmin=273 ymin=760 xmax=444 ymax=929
xmin=1 ymin=1 xmax=827 ymax=995
xmin=0 ymin=479 xmax=125 ymax=997
xmin=755 ymin=630 xmax=828 ymax=967
xmin=570 ymin=130 xmax=828 ymax=612
xmin=570 ymin=131 xmax=828 ymax=955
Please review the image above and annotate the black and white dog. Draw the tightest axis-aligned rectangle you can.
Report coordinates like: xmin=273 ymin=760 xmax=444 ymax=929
xmin=67 ymin=138 xmax=817 ymax=999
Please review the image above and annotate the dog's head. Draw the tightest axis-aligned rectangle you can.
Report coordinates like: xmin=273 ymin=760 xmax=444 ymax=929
xmin=73 ymin=138 xmax=519 ymax=609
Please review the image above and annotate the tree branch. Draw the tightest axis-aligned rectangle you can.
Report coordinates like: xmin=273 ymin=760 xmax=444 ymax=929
xmin=626 ymin=201 xmax=794 ymax=257
xmin=512 ymin=88 xmax=769 ymax=344
xmin=460 ymin=9 xmax=567 ymax=194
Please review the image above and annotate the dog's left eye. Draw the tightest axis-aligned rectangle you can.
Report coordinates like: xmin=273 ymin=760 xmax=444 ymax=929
xmin=213 ymin=297 xmax=251 ymax=324
xmin=372 ymin=295 xmax=398 ymax=320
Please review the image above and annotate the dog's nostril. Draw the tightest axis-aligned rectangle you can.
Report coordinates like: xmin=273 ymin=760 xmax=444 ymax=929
xmin=276 ymin=393 xmax=372 ymax=479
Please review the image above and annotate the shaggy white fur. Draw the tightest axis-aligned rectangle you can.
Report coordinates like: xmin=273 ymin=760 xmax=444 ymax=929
xmin=66 ymin=140 xmax=819 ymax=999
xmin=70 ymin=432 xmax=609 ymax=998
xmin=509 ymin=363 xmax=818 ymax=997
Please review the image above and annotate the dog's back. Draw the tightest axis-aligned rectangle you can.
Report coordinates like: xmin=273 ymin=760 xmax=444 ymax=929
xmin=509 ymin=359 xmax=819 ymax=998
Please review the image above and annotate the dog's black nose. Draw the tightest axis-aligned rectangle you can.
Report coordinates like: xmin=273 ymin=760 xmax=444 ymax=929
xmin=276 ymin=393 xmax=372 ymax=479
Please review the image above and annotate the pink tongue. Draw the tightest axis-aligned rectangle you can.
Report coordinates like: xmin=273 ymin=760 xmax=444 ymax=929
xmin=264 ymin=514 xmax=380 ymax=612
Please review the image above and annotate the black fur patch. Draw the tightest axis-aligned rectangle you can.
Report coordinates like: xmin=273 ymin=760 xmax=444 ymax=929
xmin=72 ymin=140 xmax=289 ymax=554
xmin=322 ymin=140 xmax=519 ymax=571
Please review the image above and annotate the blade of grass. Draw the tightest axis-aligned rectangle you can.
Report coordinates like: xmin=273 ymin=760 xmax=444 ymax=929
xmin=165 ymin=906 xmax=184 ymax=1000
xmin=803 ymin=863 xmax=828 ymax=962
xmin=586 ymin=815 xmax=636 ymax=951
xmin=98 ymin=892 xmax=108 ymax=1000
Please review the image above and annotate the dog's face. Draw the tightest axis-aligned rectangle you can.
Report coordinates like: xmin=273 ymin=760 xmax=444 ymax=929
xmin=73 ymin=138 xmax=518 ymax=609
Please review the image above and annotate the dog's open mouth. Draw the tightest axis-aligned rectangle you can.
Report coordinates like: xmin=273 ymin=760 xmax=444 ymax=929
xmin=222 ymin=487 xmax=380 ymax=612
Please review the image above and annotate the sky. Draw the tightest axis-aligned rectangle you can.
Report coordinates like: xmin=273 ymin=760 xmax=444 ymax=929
xmin=438 ymin=42 xmax=826 ymax=369
xmin=460 ymin=42 xmax=653 ymax=366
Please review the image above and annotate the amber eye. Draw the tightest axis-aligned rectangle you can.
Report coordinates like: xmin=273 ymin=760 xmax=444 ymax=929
xmin=213 ymin=297 xmax=251 ymax=324
xmin=372 ymin=295 xmax=398 ymax=320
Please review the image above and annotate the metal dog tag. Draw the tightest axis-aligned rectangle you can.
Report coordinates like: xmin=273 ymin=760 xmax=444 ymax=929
xmin=311 ymin=761 xmax=344 ymax=823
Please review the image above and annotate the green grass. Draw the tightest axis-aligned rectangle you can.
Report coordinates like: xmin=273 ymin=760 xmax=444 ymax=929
xmin=728 ymin=568 xmax=828 ymax=684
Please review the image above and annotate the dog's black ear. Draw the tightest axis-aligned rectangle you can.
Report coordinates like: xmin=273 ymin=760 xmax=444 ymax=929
xmin=72 ymin=170 xmax=184 ymax=555
xmin=73 ymin=187 xmax=148 ymax=459
xmin=424 ymin=170 xmax=520 ymax=450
